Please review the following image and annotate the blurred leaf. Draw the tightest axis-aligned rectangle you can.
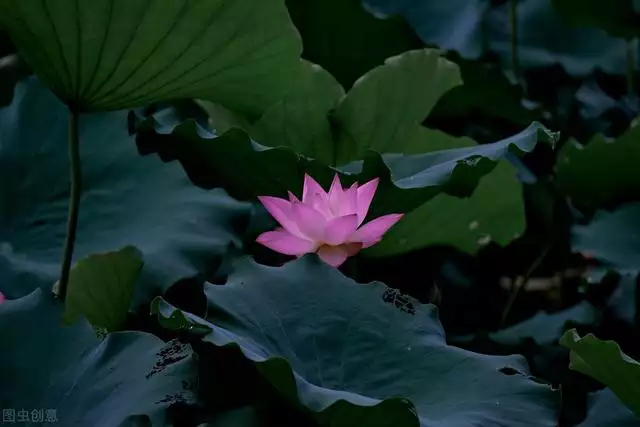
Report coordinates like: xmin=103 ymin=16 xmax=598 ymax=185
xmin=557 ymin=123 xmax=640 ymax=210
xmin=572 ymin=203 xmax=640 ymax=275
xmin=0 ymin=78 xmax=251 ymax=302
xmin=607 ymin=274 xmax=639 ymax=326
xmin=155 ymin=256 xmax=559 ymax=427
xmin=286 ymin=0 xmax=423 ymax=88
xmin=366 ymin=159 xmax=524 ymax=257
xmin=0 ymin=289 xmax=198 ymax=426
xmin=551 ymin=0 xmax=640 ymax=40
xmin=452 ymin=301 xmax=599 ymax=349
xmin=490 ymin=302 xmax=599 ymax=346
xmin=573 ymin=77 xmax=640 ymax=138
xmin=61 ymin=246 xmax=143 ymax=331
xmin=363 ymin=0 xmax=489 ymax=59
xmin=578 ymin=389 xmax=640 ymax=426
xmin=486 ymin=0 xmax=628 ymax=77
xmin=0 ymin=0 xmax=303 ymax=113
xmin=362 ymin=0 xmax=631 ymax=78
xmin=561 ymin=329 xmax=640 ymax=417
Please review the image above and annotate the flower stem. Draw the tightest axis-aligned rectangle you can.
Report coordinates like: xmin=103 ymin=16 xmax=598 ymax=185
xmin=500 ymin=244 xmax=551 ymax=326
xmin=57 ymin=108 xmax=82 ymax=301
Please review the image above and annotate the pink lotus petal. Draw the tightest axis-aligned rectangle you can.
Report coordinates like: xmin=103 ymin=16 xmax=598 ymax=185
xmin=356 ymin=178 xmax=379 ymax=225
xmin=288 ymin=191 xmax=300 ymax=203
xmin=343 ymin=242 xmax=364 ymax=256
xmin=256 ymin=229 xmax=316 ymax=256
xmin=324 ymin=214 xmax=359 ymax=245
xmin=302 ymin=174 xmax=327 ymax=204
xmin=257 ymin=196 xmax=305 ymax=238
xmin=291 ymin=202 xmax=327 ymax=242
xmin=351 ymin=213 xmax=404 ymax=248
xmin=338 ymin=183 xmax=359 ymax=216
xmin=328 ymin=174 xmax=343 ymax=214
xmin=317 ymin=245 xmax=350 ymax=267
xmin=0 ymin=291 xmax=5 ymax=304
xmin=311 ymin=197 xmax=333 ymax=220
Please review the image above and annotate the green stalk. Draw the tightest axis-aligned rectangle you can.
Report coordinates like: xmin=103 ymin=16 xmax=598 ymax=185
xmin=500 ymin=244 xmax=551 ymax=326
xmin=57 ymin=108 xmax=82 ymax=301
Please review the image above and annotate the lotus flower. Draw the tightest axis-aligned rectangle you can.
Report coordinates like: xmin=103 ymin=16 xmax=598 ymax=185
xmin=0 ymin=291 xmax=5 ymax=304
xmin=256 ymin=174 xmax=403 ymax=267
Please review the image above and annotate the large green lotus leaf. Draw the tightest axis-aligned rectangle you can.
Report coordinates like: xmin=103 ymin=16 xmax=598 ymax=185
xmin=62 ymin=246 xmax=144 ymax=332
xmin=365 ymin=160 xmax=524 ymax=257
xmin=556 ymin=123 xmax=640 ymax=210
xmin=486 ymin=0 xmax=628 ymax=77
xmin=0 ymin=289 xmax=198 ymax=426
xmin=551 ymin=0 xmax=640 ymax=40
xmin=155 ymin=256 xmax=559 ymax=427
xmin=286 ymin=0 xmax=423 ymax=89
xmin=561 ymin=329 xmax=640 ymax=417
xmin=0 ymin=0 xmax=303 ymax=114
xmin=571 ymin=203 xmax=640 ymax=275
xmin=333 ymin=49 xmax=461 ymax=164
xmin=0 ymin=78 xmax=251 ymax=300
xmin=578 ymin=389 xmax=640 ymax=427
xmin=223 ymin=49 xmax=462 ymax=167
xmin=133 ymin=108 xmax=557 ymax=217
xmin=251 ymin=49 xmax=461 ymax=165
xmin=250 ymin=61 xmax=345 ymax=166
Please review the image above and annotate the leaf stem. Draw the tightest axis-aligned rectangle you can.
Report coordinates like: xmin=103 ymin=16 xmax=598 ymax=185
xmin=500 ymin=244 xmax=551 ymax=326
xmin=57 ymin=108 xmax=82 ymax=301
xmin=509 ymin=0 xmax=520 ymax=81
